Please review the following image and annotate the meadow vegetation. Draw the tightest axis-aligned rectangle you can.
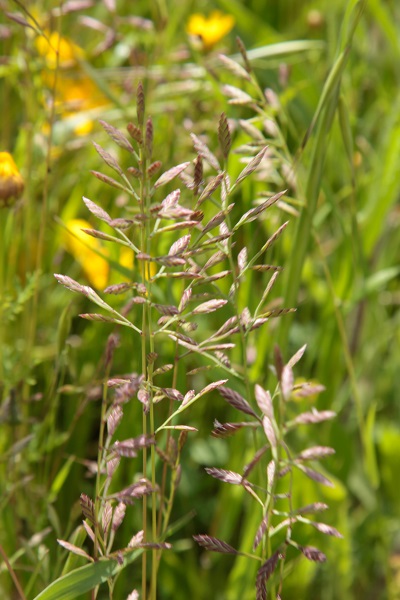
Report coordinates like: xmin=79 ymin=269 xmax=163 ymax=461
xmin=1 ymin=1 xmax=399 ymax=599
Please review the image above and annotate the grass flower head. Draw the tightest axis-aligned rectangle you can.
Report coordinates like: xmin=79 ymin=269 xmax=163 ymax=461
xmin=186 ymin=11 xmax=235 ymax=50
xmin=0 ymin=152 xmax=24 ymax=208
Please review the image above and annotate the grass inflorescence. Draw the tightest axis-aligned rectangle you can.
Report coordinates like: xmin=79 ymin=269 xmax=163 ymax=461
xmin=1 ymin=1 xmax=399 ymax=599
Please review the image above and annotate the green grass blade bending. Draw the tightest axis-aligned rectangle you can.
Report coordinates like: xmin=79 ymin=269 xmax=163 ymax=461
xmin=33 ymin=550 xmax=142 ymax=600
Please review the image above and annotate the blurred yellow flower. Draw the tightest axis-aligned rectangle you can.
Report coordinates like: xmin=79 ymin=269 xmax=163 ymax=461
xmin=64 ymin=219 xmax=110 ymax=289
xmin=0 ymin=152 xmax=24 ymax=208
xmin=36 ymin=30 xmax=107 ymax=136
xmin=36 ymin=30 xmax=83 ymax=69
xmin=63 ymin=220 xmax=156 ymax=289
xmin=186 ymin=11 xmax=235 ymax=50
xmin=40 ymin=72 xmax=109 ymax=137
xmin=55 ymin=75 xmax=109 ymax=136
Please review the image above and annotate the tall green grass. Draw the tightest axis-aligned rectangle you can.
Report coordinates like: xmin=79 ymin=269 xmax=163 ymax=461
xmin=1 ymin=0 xmax=400 ymax=599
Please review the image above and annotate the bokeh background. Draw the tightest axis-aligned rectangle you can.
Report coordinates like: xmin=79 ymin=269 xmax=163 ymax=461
xmin=1 ymin=1 xmax=399 ymax=598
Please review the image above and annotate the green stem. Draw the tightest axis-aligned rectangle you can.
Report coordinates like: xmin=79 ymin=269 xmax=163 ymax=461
xmin=0 ymin=214 xmax=7 ymax=395
xmin=314 ymin=233 xmax=373 ymax=482
xmin=0 ymin=542 xmax=27 ymax=600
xmin=140 ymin=179 xmax=148 ymax=600
xmin=143 ymin=139 xmax=159 ymax=600
xmin=156 ymin=336 xmax=179 ymax=539
xmin=139 ymin=124 xmax=159 ymax=598
xmin=26 ymin=16 xmax=60 ymax=391
xmin=94 ymin=372 xmax=110 ymax=561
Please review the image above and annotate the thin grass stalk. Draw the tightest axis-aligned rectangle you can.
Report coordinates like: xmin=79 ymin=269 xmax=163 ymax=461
xmin=12 ymin=27 xmax=36 ymax=419
xmin=0 ymin=214 xmax=9 ymax=391
xmin=338 ymin=95 xmax=366 ymax=273
xmin=20 ymin=25 xmax=35 ymax=284
xmin=156 ymin=336 xmax=179 ymax=540
xmin=28 ymin=29 xmax=60 ymax=312
xmin=89 ymin=362 xmax=113 ymax=600
xmin=145 ymin=187 xmax=158 ymax=600
xmin=278 ymin=84 xmax=340 ymax=348
xmin=1 ymin=31 xmax=12 ymax=150
xmin=278 ymin=1 xmax=365 ymax=348
xmin=94 ymin=377 xmax=110 ymax=561
xmin=313 ymin=233 xmax=377 ymax=486
xmin=137 ymin=108 xmax=159 ymax=599
xmin=139 ymin=141 xmax=149 ymax=600
xmin=0 ymin=542 xmax=27 ymax=600
xmin=24 ymin=17 xmax=61 ymax=423
xmin=278 ymin=439 xmax=295 ymax=596
xmin=160 ymin=447 xmax=182 ymax=543
xmin=337 ymin=95 xmax=369 ymax=358
xmin=264 ymin=386 xmax=282 ymax=598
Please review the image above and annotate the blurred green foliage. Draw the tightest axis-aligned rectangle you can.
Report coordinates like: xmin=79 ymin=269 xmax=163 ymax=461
xmin=0 ymin=0 xmax=399 ymax=598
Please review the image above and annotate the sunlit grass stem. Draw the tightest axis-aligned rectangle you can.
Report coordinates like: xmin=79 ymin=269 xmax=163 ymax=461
xmin=139 ymin=140 xmax=149 ymax=600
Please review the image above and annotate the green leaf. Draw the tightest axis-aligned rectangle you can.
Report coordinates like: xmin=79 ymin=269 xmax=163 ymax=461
xmin=364 ymin=403 xmax=379 ymax=489
xmin=350 ymin=267 xmax=400 ymax=304
xmin=49 ymin=456 xmax=75 ymax=503
xmin=33 ymin=550 xmax=141 ymax=600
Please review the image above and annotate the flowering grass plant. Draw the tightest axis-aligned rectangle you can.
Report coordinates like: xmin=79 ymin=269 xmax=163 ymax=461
xmin=50 ymin=81 xmax=338 ymax=599
xmin=1 ymin=1 xmax=399 ymax=599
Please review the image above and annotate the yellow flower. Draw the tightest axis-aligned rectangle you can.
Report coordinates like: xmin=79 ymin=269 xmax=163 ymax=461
xmin=40 ymin=73 xmax=109 ymax=137
xmin=56 ymin=75 xmax=109 ymax=136
xmin=0 ymin=152 xmax=24 ymax=208
xmin=36 ymin=30 xmax=104 ymax=136
xmin=186 ymin=11 xmax=235 ymax=50
xmin=63 ymin=219 xmax=157 ymax=289
xmin=36 ymin=31 xmax=83 ymax=69
xmin=64 ymin=219 xmax=110 ymax=289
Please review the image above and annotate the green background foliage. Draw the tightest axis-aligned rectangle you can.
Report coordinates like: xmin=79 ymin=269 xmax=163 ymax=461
xmin=0 ymin=0 xmax=399 ymax=598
